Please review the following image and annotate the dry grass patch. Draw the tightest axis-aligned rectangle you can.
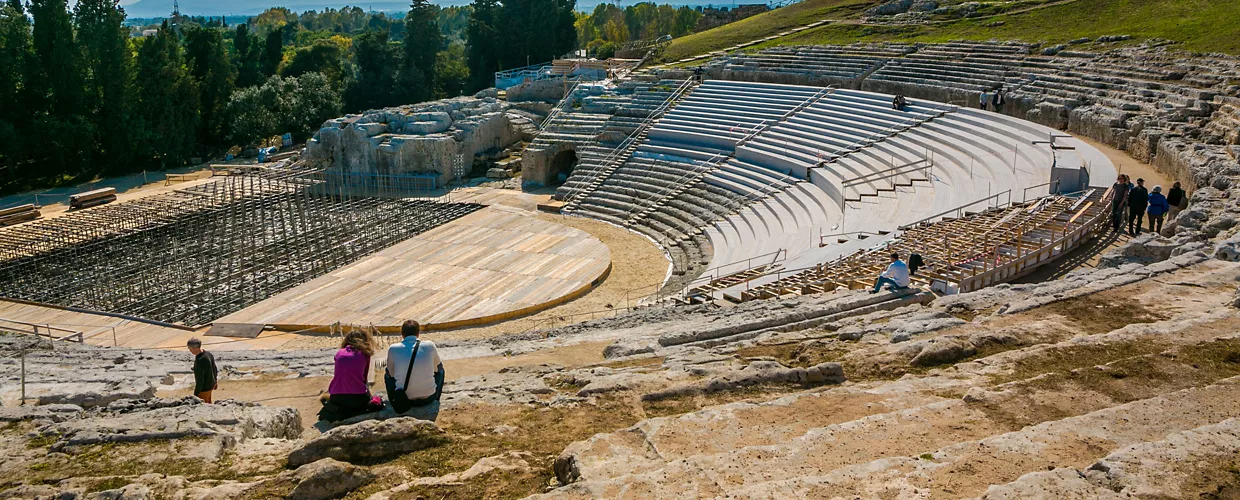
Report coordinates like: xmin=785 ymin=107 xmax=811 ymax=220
xmin=1039 ymin=295 xmax=1169 ymax=335
xmin=351 ymin=399 xmax=644 ymax=499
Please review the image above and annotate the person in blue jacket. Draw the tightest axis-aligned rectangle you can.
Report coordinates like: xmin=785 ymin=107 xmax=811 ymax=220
xmin=1146 ymin=185 xmax=1171 ymax=234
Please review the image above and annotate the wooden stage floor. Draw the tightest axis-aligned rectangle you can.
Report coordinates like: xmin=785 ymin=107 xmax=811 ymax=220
xmin=216 ymin=204 xmax=612 ymax=329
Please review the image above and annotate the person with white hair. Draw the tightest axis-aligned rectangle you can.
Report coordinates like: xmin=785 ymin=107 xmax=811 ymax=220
xmin=1147 ymin=185 xmax=1171 ymax=234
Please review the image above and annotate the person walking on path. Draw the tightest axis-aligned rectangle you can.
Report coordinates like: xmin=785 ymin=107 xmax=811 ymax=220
xmin=1109 ymin=174 xmax=1132 ymax=232
xmin=385 ymin=320 xmax=445 ymax=414
xmin=188 ymin=338 xmax=218 ymax=403
xmin=991 ymin=89 xmax=1006 ymax=113
xmin=1147 ymin=185 xmax=1170 ymax=234
xmin=979 ymin=91 xmax=990 ymax=110
xmin=1166 ymin=181 xmax=1187 ymax=221
xmin=319 ymin=329 xmax=381 ymax=422
xmin=870 ymin=253 xmax=911 ymax=294
xmin=1127 ymin=177 xmax=1150 ymax=236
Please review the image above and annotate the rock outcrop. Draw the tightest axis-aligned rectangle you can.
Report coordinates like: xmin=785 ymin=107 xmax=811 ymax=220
xmin=287 ymin=417 xmax=445 ymax=467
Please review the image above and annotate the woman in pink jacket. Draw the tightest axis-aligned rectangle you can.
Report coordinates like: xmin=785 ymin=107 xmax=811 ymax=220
xmin=318 ymin=330 xmax=380 ymax=422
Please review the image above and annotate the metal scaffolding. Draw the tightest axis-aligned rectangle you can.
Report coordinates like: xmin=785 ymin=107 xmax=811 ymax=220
xmin=0 ymin=166 xmax=482 ymax=326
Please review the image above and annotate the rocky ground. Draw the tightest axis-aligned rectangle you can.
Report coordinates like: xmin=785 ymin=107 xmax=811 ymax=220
xmin=1 ymin=230 xmax=1239 ymax=498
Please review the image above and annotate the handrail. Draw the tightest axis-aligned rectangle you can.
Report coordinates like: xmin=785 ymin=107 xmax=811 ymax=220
xmin=622 ymin=151 xmax=729 ymax=222
xmin=898 ymin=189 xmax=1013 ymax=230
xmin=562 ymin=78 xmax=696 ymax=207
xmin=539 ymin=80 xmax=585 ymax=131
xmin=0 ymin=317 xmax=85 ymax=343
xmin=683 ymin=248 xmax=788 ymax=291
xmin=840 ymin=158 xmax=930 ymax=186
xmin=1021 ymin=178 xmax=1062 ymax=202
xmin=820 ymin=102 xmax=954 ymax=163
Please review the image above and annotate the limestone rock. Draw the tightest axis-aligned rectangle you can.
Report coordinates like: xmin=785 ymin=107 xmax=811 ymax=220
xmin=287 ymin=417 xmax=445 ymax=467
xmin=36 ymin=398 xmax=302 ymax=451
xmin=286 ymin=458 xmax=376 ymax=500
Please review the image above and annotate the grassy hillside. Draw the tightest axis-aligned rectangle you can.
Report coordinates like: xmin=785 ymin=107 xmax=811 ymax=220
xmin=658 ymin=0 xmax=871 ymax=62
xmin=661 ymin=0 xmax=1240 ymax=63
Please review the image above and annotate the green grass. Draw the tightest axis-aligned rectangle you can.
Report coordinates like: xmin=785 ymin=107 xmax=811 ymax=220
xmin=658 ymin=0 xmax=872 ymax=63
xmin=663 ymin=0 xmax=1240 ymax=63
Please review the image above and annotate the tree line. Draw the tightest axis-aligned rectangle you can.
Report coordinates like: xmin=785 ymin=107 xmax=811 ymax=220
xmin=575 ymin=2 xmax=702 ymax=59
xmin=0 ymin=0 xmax=695 ymax=196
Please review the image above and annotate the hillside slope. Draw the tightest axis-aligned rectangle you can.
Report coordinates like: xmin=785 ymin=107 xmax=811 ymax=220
xmin=660 ymin=0 xmax=1240 ymax=63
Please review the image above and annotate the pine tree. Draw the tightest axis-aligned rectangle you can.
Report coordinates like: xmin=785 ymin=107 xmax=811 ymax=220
xmin=0 ymin=0 xmax=33 ymax=181
xmin=75 ymin=0 xmax=135 ymax=174
xmin=346 ymin=29 xmax=398 ymax=112
xmin=28 ymin=0 xmax=92 ymax=177
xmin=402 ymin=0 xmax=441 ymax=103
xmin=465 ymin=0 xmax=500 ymax=92
xmin=233 ymin=23 xmax=263 ymax=88
xmin=261 ymin=28 xmax=283 ymax=76
xmin=135 ymin=22 xmax=199 ymax=166
xmin=190 ymin=28 xmax=236 ymax=147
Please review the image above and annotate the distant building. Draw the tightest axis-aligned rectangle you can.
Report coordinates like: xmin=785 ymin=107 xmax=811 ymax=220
xmin=141 ymin=29 xmax=158 ymax=37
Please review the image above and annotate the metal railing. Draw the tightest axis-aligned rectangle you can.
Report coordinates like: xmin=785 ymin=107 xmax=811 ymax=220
xmin=819 ymin=103 xmax=955 ymax=163
xmin=562 ymin=78 xmax=697 ymax=207
xmin=0 ymin=318 xmax=84 ymax=344
xmin=898 ymin=189 xmax=1013 ymax=230
xmin=1021 ymin=178 xmax=1062 ymax=202
xmin=539 ymin=80 xmax=586 ymax=131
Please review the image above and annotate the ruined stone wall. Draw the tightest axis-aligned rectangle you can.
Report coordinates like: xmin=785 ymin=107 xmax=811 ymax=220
xmin=306 ymin=95 xmax=532 ymax=186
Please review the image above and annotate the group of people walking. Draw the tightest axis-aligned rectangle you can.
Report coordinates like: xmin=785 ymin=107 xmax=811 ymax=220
xmin=980 ymin=88 xmax=1006 ymax=113
xmin=186 ymin=319 xmax=446 ymax=423
xmin=1109 ymin=174 xmax=1187 ymax=236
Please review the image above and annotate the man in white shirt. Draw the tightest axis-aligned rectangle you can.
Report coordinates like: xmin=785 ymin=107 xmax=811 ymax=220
xmin=384 ymin=320 xmax=444 ymax=413
xmin=870 ymin=252 xmax=911 ymax=294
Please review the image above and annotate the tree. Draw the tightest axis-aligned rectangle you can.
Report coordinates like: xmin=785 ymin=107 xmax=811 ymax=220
xmin=226 ymin=72 xmax=341 ymax=146
xmin=345 ymin=29 xmax=398 ymax=112
xmin=192 ymin=28 xmax=237 ymax=147
xmin=261 ymin=27 xmax=283 ymax=76
xmin=134 ymin=23 xmax=199 ymax=166
xmin=434 ymin=43 xmax=470 ymax=98
xmin=282 ymin=38 xmax=345 ymax=83
xmin=465 ymin=0 xmax=500 ymax=91
xmin=233 ymin=23 xmax=263 ymax=88
xmin=75 ymin=0 xmax=135 ymax=174
xmin=28 ymin=0 xmax=92 ymax=176
xmin=402 ymin=0 xmax=441 ymax=104
xmin=0 ymin=0 xmax=34 ymax=180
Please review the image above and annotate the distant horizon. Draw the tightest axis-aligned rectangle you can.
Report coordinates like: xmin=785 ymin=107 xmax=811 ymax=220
xmin=121 ymin=0 xmax=761 ymax=18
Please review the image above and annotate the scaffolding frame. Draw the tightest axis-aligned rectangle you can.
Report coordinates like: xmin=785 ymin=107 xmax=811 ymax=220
xmin=0 ymin=166 xmax=482 ymax=326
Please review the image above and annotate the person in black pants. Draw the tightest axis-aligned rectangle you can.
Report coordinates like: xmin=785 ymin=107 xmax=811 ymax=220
xmin=1127 ymin=177 xmax=1149 ymax=236
xmin=1109 ymin=174 xmax=1131 ymax=232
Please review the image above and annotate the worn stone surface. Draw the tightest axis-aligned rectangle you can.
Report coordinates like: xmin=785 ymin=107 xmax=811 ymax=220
xmin=287 ymin=417 xmax=445 ymax=467
xmin=285 ymin=458 xmax=377 ymax=500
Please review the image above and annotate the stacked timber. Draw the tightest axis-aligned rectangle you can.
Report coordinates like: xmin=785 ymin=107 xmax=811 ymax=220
xmin=69 ymin=187 xmax=117 ymax=210
xmin=0 ymin=204 xmax=41 ymax=226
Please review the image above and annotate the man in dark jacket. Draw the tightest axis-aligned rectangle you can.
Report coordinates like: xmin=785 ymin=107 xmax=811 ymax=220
xmin=1110 ymin=174 xmax=1131 ymax=232
xmin=1127 ymin=178 xmax=1149 ymax=236
xmin=188 ymin=338 xmax=218 ymax=403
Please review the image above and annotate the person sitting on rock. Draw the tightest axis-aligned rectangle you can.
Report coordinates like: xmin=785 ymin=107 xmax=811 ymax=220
xmin=385 ymin=320 xmax=444 ymax=414
xmin=187 ymin=338 xmax=218 ymax=404
xmin=1127 ymin=177 xmax=1150 ymax=236
xmin=1146 ymin=185 xmax=1171 ymax=234
xmin=319 ymin=329 xmax=382 ymax=422
xmin=870 ymin=252 xmax=911 ymax=294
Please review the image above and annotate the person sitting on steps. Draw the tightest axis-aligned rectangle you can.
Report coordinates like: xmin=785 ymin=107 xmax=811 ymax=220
xmin=318 ymin=329 xmax=383 ymax=422
xmin=385 ymin=320 xmax=445 ymax=414
xmin=870 ymin=252 xmax=911 ymax=294
xmin=891 ymin=94 xmax=908 ymax=111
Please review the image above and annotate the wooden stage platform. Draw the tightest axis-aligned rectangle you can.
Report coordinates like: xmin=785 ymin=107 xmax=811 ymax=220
xmin=216 ymin=204 xmax=612 ymax=330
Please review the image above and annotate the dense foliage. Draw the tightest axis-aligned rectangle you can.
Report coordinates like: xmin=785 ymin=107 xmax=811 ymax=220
xmin=575 ymin=2 xmax=701 ymax=58
xmin=0 ymin=0 xmax=701 ymax=195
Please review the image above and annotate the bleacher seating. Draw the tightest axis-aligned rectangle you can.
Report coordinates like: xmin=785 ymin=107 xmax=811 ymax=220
xmin=542 ymin=49 xmax=1129 ymax=297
